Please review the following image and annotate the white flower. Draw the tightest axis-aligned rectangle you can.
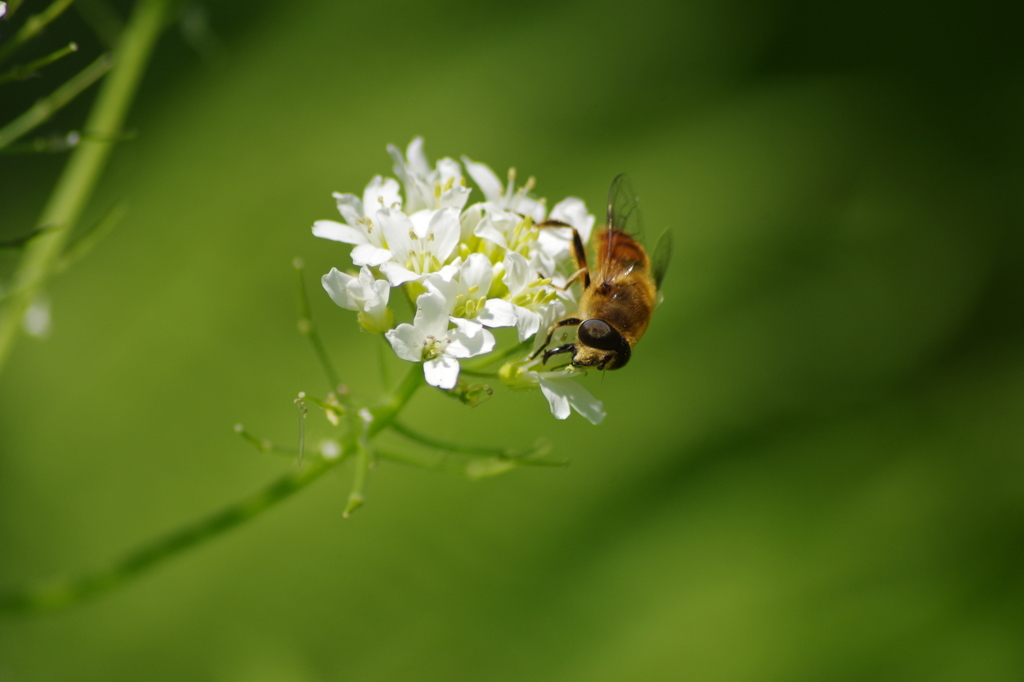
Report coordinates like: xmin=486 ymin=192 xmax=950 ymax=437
xmin=461 ymin=157 xmax=547 ymax=223
xmin=385 ymin=290 xmax=496 ymax=389
xmin=312 ymin=176 xmax=400 ymax=267
xmin=502 ymin=252 xmax=561 ymax=341
xmin=388 ymin=137 xmax=471 ymax=213
xmin=314 ymin=139 xmax=612 ymax=424
xmin=498 ymin=301 xmax=605 ymax=423
xmin=424 ymin=253 xmax=517 ymax=328
xmin=472 ymin=208 xmax=538 ymax=257
xmin=376 ymin=206 xmax=462 ymax=286
xmin=322 ymin=266 xmax=393 ymax=333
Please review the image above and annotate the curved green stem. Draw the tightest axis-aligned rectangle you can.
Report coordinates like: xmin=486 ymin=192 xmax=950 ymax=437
xmin=0 ymin=366 xmax=425 ymax=616
xmin=0 ymin=0 xmax=169 ymax=377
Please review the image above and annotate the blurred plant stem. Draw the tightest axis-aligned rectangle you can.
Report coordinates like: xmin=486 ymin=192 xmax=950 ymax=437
xmin=0 ymin=0 xmax=78 ymax=67
xmin=0 ymin=365 xmax=425 ymax=616
xmin=0 ymin=0 xmax=169 ymax=377
xmin=0 ymin=52 xmax=113 ymax=148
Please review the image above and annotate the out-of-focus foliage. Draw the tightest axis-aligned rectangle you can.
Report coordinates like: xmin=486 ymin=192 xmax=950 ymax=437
xmin=1 ymin=0 xmax=1022 ymax=680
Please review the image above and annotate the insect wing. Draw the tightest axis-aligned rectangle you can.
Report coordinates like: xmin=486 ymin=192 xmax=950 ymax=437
xmin=651 ymin=228 xmax=673 ymax=290
xmin=606 ymin=173 xmax=644 ymax=236
xmin=597 ymin=174 xmax=647 ymax=282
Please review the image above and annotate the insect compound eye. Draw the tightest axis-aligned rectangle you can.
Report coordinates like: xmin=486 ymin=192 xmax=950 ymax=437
xmin=578 ymin=319 xmax=624 ymax=352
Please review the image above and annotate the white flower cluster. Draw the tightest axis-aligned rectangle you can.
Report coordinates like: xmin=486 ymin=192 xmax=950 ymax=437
xmin=314 ymin=138 xmax=604 ymax=423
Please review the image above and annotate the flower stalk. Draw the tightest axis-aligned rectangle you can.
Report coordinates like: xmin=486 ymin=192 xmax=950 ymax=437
xmin=0 ymin=365 xmax=426 ymax=615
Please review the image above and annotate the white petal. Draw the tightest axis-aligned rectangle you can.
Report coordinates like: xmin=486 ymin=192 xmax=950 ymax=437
xmin=378 ymin=262 xmax=422 ymax=286
xmin=413 ymin=290 xmax=450 ymax=338
xmin=435 ymin=157 xmax=462 ymax=184
xmin=517 ymin=196 xmax=547 ymax=223
xmin=406 ymin=137 xmax=430 ymax=176
xmin=435 ymin=261 xmax=462 ymax=282
xmin=473 ymin=213 xmax=508 ymax=249
xmin=363 ymin=175 xmax=403 ymax=212
xmin=446 ymin=322 xmax=495 ymax=359
xmin=513 ymin=305 xmax=541 ymax=341
xmin=529 ymin=247 xmax=559 ymax=280
xmin=351 ymin=269 xmax=390 ymax=307
xmin=371 ymin=277 xmax=391 ymax=301
xmin=462 ymin=156 xmax=503 ymax=201
xmin=312 ymin=220 xmax=368 ymax=245
xmin=538 ymin=380 xmax=571 ymax=420
xmin=332 ymin=193 xmax=363 ymax=226
xmin=385 ymin=324 xmax=425 ymax=363
xmin=376 ymin=207 xmax=414 ymax=260
xmin=461 ymin=253 xmax=493 ymax=293
xmin=407 ymin=178 xmax=434 ymax=213
xmin=322 ymin=268 xmax=359 ymax=310
xmin=502 ymin=251 xmax=531 ymax=295
xmin=423 ymin=355 xmax=460 ymax=389
xmin=536 ymin=228 xmax=572 ymax=264
xmin=350 ymin=244 xmax=393 ymax=267
xmin=544 ymin=377 xmax=605 ymax=424
xmin=532 ymin=301 xmax=566 ymax=353
xmin=549 ymin=197 xmax=596 ymax=245
xmin=389 ymin=143 xmax=430 ymax=213
xmin=439 ymin=184 xmax=471 ymax=212
xmin=450 ymin=316 xmax=483 ymax=336
xmin=408 ymin=209 xmax=434 ymax=239
xmin=428 ymin=207 xmax=461 ymax=263
xmin=459 ymin=203 xmax=485 ymax=242
xmin=478 ymin=299 xmax=518 ymax=329
xmin=423 ymin=277 xmax=459 ymax=315
xmin=387 ymin=143 xmax=410 ymax=184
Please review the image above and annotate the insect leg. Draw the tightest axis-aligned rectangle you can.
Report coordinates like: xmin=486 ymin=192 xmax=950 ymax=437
xmin=536 ymin=219 xmax=590 ymax=291
xmin=571 ymin=229 xmax=591 ymax=290
xmin=529 ymin=317 xmax=581 ymax=359
xmin=542 ymin=343 xmax=575 ymax=365
xmin=548 ymin=268 xmax=588 ymax=291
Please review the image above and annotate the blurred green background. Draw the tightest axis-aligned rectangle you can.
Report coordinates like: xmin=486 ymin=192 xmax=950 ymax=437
xmin=2 ymin=0 xmax=1023 ymax=679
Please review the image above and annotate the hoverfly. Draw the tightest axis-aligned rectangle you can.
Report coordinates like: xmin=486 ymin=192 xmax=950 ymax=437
xmin=532 ymin=174 xmax=672 ymax=370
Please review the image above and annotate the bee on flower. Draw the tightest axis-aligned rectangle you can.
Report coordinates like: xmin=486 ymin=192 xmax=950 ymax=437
xmin=313 ymin=138 xmax=668 ymax=425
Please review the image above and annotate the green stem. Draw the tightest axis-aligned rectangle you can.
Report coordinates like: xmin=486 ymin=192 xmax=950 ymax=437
xmin=344 ymin=411 xmax=372 ymax=516
xmin=458 ymin=368 xmax=500 ymax=378
xmin=0 ymin=52 xmax=112 ymax=149
xmin=0 ymin=366 xmax=424 ymax=616
xmin=374 ymin=448 xmax=468 ymax=475
xmin=0 ymin=41 xmax=78 ymax=84
xmin=461 ymin=340 xmax=531 ymax=371
xmin=0 ymin=0 xmax=168 ymax=378
xmin=294 ymin=259 xmax=343 ymax=395
xmin=0 ymin=0 xmax=78 ymax=66
xmin=390 ymin=419 xmax=541 ymax=459
xmin=55 ymin=201 xmax=128 ymax=272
